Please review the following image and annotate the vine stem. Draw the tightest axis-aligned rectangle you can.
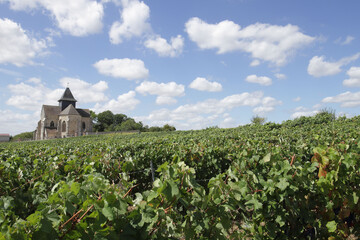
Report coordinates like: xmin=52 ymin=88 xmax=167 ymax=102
xmin=290 ymin=154 xmax=296 ymax=166
xmin=123 ymin=184 xmax=139 ymax=199
xmin=59 ymin=209 xmax=84 ymax=230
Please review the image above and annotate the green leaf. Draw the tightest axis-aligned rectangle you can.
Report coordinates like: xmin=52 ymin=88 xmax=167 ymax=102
xmin=326 ymin=220 xmax=337 ymax=233
xmin=276 ymin=178 xmax=289 ymax=191
xmin=102 ymin=206 xmax=114 ymax=221
xmin=353 ymin=192 xmax=359 ymax=205
xmin=70 ymin=182 xmax=80 ymax=195
xmin=27 ymin=211 xmax=42 ymax=225
xmin=263 ymin=153 xmax=271 ymax=163
xmin=245 ymin=198 xmax=263 ymax=210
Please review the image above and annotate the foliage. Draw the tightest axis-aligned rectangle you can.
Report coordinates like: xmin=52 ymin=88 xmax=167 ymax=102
xmin=92 ymin=110 xmax=175 ymax=133
xmin=10 ymin=132 xmax=33 ymax=142
xmin=251 ymin=115 xmax=266 ymax=125
xmin=1 ymin=115 xmax=360 ymax=239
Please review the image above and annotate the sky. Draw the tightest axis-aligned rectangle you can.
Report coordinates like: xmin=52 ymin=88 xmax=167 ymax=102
xmin=0 ymin=0 xmax=360 ymax=135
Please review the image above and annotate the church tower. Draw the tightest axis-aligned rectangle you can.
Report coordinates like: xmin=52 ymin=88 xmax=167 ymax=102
xmin=58 ymin=87 xmax=77 ymax=111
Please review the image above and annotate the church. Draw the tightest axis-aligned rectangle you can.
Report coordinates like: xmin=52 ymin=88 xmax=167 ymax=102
xmin=34 ymin=87 xmax=93 ymax=140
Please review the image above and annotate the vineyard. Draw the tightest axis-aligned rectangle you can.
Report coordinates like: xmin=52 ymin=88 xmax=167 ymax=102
xmin=1 ymin=114 xmax=360 ymax=239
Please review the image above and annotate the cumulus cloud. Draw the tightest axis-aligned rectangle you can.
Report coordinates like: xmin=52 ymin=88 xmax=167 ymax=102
xmin=93 ymin=58 xmax=149 ymax=80
xmin=0 ymin=18 xmax=47 ymax=66
xmin=137 ymin=91 xmax=281 ymax=129
xmin=245 ymin=74 xmax=272 ymax=86
xmin=6 ymin=77 xmax=108 ymax=111
xmin=322 ymin=91 xmax=360 ymax=107
xmin=58 ymin=77 xmax=109 ymax=103
xmin=343 ymin=67 xmax=360 ymax=87
xmin=275 ymin=73 xmax=286 ymax=80
xmin=307 ymin=53 xmax=360 ymax=77
xmin=1 ymin=0 xmax=104 ymax=36
xmin=253 ymin=97 xmax=282 ymax=115
xmin=189 ymin=77 xmax=222 ymax=92
xmin=185 ymin=17 xmax=315 ymax=66
xmin=92 ymin=90 xmax=140 ymax=113
xmin=0 ymin=109 xmax=37 ymax=135
xmin=291 ymin=106 xmax=319 ymax=119
xmin=136 ymin=81 xmax=185 ymax=105
xmin=109 ymin=0 xmax=150 ymax=44
xmin=144 ymin=35 xmax=184 ymax=57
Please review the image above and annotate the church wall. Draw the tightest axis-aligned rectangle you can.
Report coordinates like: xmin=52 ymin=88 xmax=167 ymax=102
xmin=81 ymin=117 xmax=93 ymax=135
xmin=45 ymin=129 xmax=58 ymax=139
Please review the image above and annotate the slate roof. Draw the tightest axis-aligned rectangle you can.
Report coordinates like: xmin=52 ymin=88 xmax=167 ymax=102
xmin=59 ymin=104 xmax=80 ymax=116
xmin=58 ymin=87 xmax=77 ymax=102
xmin=42 ymin=105 xmax=60 ymax=118
xmin=76 ymin=108 xmax=91 ymax=118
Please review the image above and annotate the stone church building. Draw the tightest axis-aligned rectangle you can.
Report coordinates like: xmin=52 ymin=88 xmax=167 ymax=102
xmin=34 ymin=88 xmax=93 ymax=140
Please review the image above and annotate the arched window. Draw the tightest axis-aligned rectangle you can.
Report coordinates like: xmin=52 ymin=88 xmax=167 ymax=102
xmin=82 ymin=122 xmax=86 ymax=130
xmin=50 ymin=121 xmax=55 ymax=128
xmin=62 ymin=121 xmax=66 ymax=132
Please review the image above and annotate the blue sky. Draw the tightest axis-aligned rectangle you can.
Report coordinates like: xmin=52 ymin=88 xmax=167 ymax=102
xmin=1 ymin=0 xmax=360 ymax=135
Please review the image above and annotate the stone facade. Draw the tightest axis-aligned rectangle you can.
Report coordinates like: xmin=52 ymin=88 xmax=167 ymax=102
xmin=34 ymin=88 xmax=93 ymax=140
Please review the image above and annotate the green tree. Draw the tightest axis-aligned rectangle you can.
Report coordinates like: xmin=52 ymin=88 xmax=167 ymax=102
xmin=96 ymin=110 xmax=114 ymax=131
xmin=117 ymin=119 xmax=143 ymax=131
xmin=251 ymin=115 xmax=266 ymax=125
xmin=114 ymin=114 xmax=127 ymax=125
xmin=163 ymin=124 xmax=176 ymax=131
xmin=11 ymin=132 xmax=33 ymax=141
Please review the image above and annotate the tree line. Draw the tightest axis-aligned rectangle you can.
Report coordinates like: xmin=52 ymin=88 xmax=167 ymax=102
xmin=90 ymin=110 xmax=176 ymax=132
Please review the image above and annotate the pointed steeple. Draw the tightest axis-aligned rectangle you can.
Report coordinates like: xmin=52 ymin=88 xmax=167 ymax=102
xmin=58 ymin=88 xmax=77 ymax=111
xmin=58 ymin=87 xmax=77 ymax=102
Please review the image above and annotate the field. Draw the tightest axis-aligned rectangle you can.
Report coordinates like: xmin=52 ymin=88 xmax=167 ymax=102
xmin=1 ymin=114 xmax=360 ymax=239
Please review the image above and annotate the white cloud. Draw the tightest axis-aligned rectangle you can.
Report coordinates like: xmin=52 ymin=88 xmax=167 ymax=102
xmin=245 ymin=74 xmax=272 ymax=86
xmin=275 ymin=73 xmax=286 ymax=80
xmin=58 ymin=77 xmax=109 ymax=103
xmin=0 ymin=109 xmax=37 ymax=135
xmin=253 ymin=96 xmax=282 ymax=115
xmin=155 ymin=96 xmax=177 ymax=105
xmin=0 ymin=67 xmax=22 ymax=77
xmin=2 ymin=0 xmax=104 ymax=36
xmin=185 ymin=17 xmax=315 ymax=66
xmin=322 ymin=91 xmax=360 ymax=107
xmin=144 ymin=35 xmax=184 ymax=57
xmin=336 ymin=35 xmax=355 ymax=45
xmin=189 ymin=77 xmax=222 ymax=92
xmin=0 ymin=18 xmax=47 ymax=66
xmin=219 ymin=116 xmax=237 ymax=128
xmin=343 ymin=67 xmax=360 ymax=87
xmin=93 ymin=90 xmax=140 ymax=113
xmin=291 ymin=109 xmax=319 ymax=119
xmin=6 ymin=78 xmax=109 ymax=111
xmin=109 ymin=0 xmax=150 ymax=44
xmin=293 ymin=96 xmax=301 ymax=102
xmin=250 ymin=59 xmax=260 ymax=67
xmin=135 ymin=81 xmax=185 ymax=105
xmin=307 ymin=53 xmax=360 ymax=77
xmin=137 ymin=91 xmax=281 ymax=130
xmin=93 ymin=58 xmax=149 ymax=80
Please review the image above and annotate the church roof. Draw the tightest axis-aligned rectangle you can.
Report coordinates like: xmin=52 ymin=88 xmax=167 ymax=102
xmin=76 ymin=108 xmax=91 ymax=118
xmin=59 ymin=104 xmax=80 ymax=116
xmin=42 ymin=105 xmax=60 ymax=117
xmin=58 ymin=87 xmax=77 ymax=102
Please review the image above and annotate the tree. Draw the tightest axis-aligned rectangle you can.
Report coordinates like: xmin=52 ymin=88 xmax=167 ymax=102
xmin=11 ymin=132 xmax=33 ymax=141
xmin=163 ymin=124 xmax=176 ymax=131
xmin=96 ymin=110 xmax=114 ymax=131
xmin=251 ymin=115 xmax=266 ymax=125
xmin=116 ymin=118 xmax=143 ymax=131
xmin=114 ymin=114 xmax=127 ymax=125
